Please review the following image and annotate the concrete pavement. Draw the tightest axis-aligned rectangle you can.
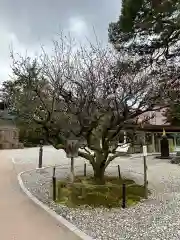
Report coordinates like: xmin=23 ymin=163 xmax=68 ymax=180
xmin=0 ymin=151 xmax=80 ymax=240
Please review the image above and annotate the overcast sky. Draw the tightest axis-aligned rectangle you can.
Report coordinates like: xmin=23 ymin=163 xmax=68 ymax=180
xmin=0 ymin=0 xmax=121 ymax=82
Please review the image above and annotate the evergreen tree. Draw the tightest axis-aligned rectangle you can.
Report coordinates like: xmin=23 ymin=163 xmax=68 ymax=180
xmin=109 ymin=0 xmax=180 ymax=63
xmin=164 ymin=104 xmax=180 ymax=126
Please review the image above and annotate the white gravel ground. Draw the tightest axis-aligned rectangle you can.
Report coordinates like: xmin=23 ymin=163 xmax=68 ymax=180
xmin=20 ymin=153 xmax=180 ymax=240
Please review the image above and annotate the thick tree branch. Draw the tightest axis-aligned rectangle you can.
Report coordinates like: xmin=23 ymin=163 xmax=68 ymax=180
xmin=78 ymin=150 xmax=95 ymax=166
xmin=105 ymin=151 xmax=129 ymax=168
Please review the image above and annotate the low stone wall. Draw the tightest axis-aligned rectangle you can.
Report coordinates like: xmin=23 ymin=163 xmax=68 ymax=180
xmin=0 ymin=142 xmax=24 ymax=149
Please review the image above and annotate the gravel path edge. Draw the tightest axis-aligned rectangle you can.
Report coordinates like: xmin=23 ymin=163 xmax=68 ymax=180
xmin=17 ymin=169 xmax=95 ymax=240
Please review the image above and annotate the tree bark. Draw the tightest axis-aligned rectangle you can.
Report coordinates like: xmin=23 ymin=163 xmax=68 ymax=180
xmin=93 ymin=165 xmax=106 ymax=184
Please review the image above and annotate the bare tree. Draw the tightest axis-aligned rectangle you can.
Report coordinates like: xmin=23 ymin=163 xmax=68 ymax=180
xmin=10 ymin=35 xmax=168 ymax=183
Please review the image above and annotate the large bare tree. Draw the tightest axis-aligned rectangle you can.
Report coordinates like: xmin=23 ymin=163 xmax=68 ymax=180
xmin=10 ymin=36 xmax=169 ymax=183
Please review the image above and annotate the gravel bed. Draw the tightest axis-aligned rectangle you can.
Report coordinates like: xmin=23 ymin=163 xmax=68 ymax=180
xmin=21 ymin=162 xmax=180 ymax=240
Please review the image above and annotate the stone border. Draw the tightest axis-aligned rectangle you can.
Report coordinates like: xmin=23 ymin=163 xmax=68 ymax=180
xmin=12 ymin=157 xmax=95 ymax=240
xmin=17 ymin=170 xmax=95 ymax=240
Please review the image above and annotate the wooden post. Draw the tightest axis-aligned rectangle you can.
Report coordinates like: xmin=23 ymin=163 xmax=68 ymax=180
xmin=38 ymin=140 xmax=43 ymax=168
xmin=66 ymin=140 xmax=79 ymax=183
xmin=52 ymin=167 xmax=56 ymax=201
xmin=142 ymin=133 xmax=148 ymax=199
xmin=70 ymin=157 xmax=74 ymax=183
xmin=122 ymin=183 xmax=126 ymax=208
xmin=53 ymin=166 xmax=56 ymax=177
xmin=143 ymin=154 xmax=148 ymax=199
xmin=84 ymin=163 xmax=87 ymax=176
xmin=118 ymin=165 xmax=121 ymax=179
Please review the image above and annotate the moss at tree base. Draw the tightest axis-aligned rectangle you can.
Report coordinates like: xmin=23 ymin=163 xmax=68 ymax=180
xmin=54 ymin=176 xmax=147 ymax=208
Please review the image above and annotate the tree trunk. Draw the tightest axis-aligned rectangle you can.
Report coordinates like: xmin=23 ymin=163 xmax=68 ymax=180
xmin=93 ymin=165 xmax=106 ymax=184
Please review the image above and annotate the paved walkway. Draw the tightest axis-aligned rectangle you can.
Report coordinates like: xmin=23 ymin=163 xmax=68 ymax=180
xmin=0 ymin=151 xmax=80 ymax=240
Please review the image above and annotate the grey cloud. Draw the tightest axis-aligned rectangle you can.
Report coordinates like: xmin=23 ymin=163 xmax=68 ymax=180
xmin=0 ymin=0 xmax=121 ymax=44
xmin=0 ymin=0 xmax=121 ymax=81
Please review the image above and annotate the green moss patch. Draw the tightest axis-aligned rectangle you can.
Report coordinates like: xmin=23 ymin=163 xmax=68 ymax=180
xmin=55 ymin=176 xmax=147 ymax=208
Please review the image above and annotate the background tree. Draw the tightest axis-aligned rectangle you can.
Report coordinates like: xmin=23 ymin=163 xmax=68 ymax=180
xmin=9 ymin=37 xmax=169 ymax=183
xmin=109 ymin=0 xmax=180 ymax=128
xmin=164 ymin=104 xmax=180 ymax=125
xmin=109 ymin=0 xmax=180 ymax=64
xmin=1 ymin=66 xmax=48 ymax=147
xmin=152 ymin=63 xmax=180 ymax=125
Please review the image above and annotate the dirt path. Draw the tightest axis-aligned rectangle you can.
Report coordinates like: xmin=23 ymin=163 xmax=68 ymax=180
xmin=0 ymin=151 xmax=80 ymax=240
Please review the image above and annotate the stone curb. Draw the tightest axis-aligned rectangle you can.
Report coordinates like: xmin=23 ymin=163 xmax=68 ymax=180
xmin=17 ymin=171 xmax=95 ymax=240
xmin=12 ymin=157 xmax=95 ymax=240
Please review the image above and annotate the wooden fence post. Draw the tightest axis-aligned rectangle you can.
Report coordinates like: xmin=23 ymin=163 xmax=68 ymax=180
xmin=52 ymin=167 xmax=56 ymax=201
